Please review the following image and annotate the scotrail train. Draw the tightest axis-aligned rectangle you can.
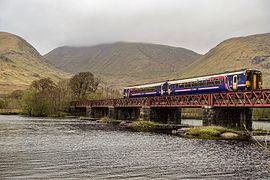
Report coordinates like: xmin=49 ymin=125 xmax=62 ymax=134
xmin=123 ymin=69 xmax=262 ymax=98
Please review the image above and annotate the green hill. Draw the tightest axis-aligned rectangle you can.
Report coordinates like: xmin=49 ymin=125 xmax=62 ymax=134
xmin=0 ymin=32 xmax=70 ymax=94
xmin=44 ymin=42 xmax=201 ymax=88
xmin=176 ymin=33 xmax=270 ymax=87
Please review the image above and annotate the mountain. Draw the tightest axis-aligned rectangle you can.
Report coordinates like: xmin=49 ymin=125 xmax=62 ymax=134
xmin=177 ymin=33 xmax=270 ymax=87
xmin=0 ymin=32 xmax=69 ymax=94
xmin=44 ymin=42 xmax=201 ymax=87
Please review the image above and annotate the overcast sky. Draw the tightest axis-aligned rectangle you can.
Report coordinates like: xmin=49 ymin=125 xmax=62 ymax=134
xmin=1 ymin=0 xmax=270 ymax=55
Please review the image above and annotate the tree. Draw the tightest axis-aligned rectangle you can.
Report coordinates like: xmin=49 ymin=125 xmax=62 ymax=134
xmin=69 ymin=72 xmax=100 ymax=100
xmin=20 ymin=78 xmax=57 ymax=116
xmin=31 ymin=78 xmax=56 ymax=93
xmin=20 ymin=90 xmax=34 ymax=116
xmin=9 ymin=90 xmax=24 ymax=100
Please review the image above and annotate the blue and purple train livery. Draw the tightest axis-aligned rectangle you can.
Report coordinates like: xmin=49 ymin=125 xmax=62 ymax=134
xmin=123 ymin=69 xmax=262 ymax=98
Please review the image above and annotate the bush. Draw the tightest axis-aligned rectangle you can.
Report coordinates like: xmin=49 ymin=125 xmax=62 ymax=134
xmin=0 ymin=98 xmax=7 ymax=109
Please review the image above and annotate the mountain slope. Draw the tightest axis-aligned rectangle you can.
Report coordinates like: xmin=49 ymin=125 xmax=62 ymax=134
xmin=44 ymin=42 xmax=201 ymax=87
xmin=176 ymin=33 xmax=270 ymax=87
xmin=0 ymin=32 xmax=70 ymax=94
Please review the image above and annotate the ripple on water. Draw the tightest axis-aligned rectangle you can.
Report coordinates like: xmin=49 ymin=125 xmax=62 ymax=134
xmin=0 ymin=115 xmax=269 ymax=179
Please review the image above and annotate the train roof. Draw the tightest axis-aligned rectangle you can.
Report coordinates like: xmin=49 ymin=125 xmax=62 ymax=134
xmin=123 ymin=68 xmax=260 ymax=89
xmin=124 ymin=82 xmax=164 ymax=89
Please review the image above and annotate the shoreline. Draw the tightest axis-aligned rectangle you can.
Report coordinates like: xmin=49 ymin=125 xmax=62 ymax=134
xmin=0 ymin=114 xmax=269 ymax=141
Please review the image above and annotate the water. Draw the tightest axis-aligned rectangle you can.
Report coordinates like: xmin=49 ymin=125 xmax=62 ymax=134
xmin=0 ymin=115 xmax=269 ymax=179
xmin=182 ymin=119 xmax=270 ymax=130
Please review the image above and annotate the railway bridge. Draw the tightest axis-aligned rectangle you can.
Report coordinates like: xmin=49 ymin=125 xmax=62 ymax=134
xmin=70 ymin=89 xmax=270 ymax=130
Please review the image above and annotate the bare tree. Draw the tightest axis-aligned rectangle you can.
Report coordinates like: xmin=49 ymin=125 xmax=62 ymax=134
xmin=31 ymin=78 xmax=56 ymax=93
xmin=69 ymin=72 xmax=100 ymax=100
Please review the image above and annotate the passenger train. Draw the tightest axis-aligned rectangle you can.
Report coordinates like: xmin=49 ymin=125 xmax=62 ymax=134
xmin=123 ymin=69 xmax=262 ymax=98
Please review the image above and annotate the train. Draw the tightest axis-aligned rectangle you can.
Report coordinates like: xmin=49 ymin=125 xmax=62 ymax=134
xmin=123 ymin=69 xmax=262 ymax=98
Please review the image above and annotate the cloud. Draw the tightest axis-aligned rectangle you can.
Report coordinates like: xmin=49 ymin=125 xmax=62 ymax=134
xmin=1 ymin=0 xmax=270 ymax=54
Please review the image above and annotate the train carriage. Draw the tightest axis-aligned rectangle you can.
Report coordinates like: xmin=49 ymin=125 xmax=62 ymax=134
xmin=123 ymin=69 xmax=262 ymax=98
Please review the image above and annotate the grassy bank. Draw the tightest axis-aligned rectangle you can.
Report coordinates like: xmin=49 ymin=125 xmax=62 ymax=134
xmin=253 ymin=108 xmax=270 ymax=121
xmin=129 ymin=121 xmax=160 ymax=131
xmin=182 ymin=126 xmax=249 ymax=140
xmin=0 ymin=109 xmax=22 ymax=115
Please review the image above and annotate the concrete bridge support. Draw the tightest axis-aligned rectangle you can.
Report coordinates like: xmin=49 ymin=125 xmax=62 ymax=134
xmin=91 ymin=107 xmax=109 ymax=118
xmin=70 ymin=107 xmax=87 ymax=116
xmin=139 ymin=107 xmax=151 ymax=121
xmin=113 ymin=107 xmax=140 ymax=120
xmin=139 ymin=107 xmax=181 ymax=124
xmin=69 ymin=106 xmax=76 ymax=116
xmin=151 ymin=107 xmax=182 ymax=124
xmin=202 ymin=106 xmax=252 ymax=130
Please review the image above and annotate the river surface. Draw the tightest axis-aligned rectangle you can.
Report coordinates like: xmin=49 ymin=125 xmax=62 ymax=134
xmin=182 ymin=119 xmax=270 ymax=130
xmin=0 ymin=115 xmax=269 ymax=179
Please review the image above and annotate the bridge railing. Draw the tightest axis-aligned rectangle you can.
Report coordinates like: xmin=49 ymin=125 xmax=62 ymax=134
xmin=70 ymin=89 xmax=270 ymax=108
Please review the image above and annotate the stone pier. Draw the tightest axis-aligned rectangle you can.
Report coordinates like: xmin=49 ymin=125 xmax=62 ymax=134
xmin=202 ymin=106 xmax=252 ymax=130
xmin=91 ymin=107 xmax=109 ymax=118
xmin=114 ymin=107 xmax=140 ymax=120
xmin=139 ymin=107 xmax=181 ymax=124
xmin=77 ymin=106 xmax=183 ymax=124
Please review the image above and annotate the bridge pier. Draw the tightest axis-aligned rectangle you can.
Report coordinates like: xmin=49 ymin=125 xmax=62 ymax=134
xmin=151 ymin=107 xmax=182 ymax=124
xmin=139 ymin=107 xmax=181 ymax=124
xmin=69 ymin=106 xmax=76 ymax=116
xmin=139 ymin=107 xmax=151 ymax=121
xmin=91 ymin=107 xmax=109 ymax=118
xmin=202 ymin=106 xmax=252 ymax=130
xmin=86 ymin=107 xmax=92 ymax=117
xmin=70 ymin=107 xmax=87 ymax=116
xmin=114 ymin=107 xmax=140 ymax=120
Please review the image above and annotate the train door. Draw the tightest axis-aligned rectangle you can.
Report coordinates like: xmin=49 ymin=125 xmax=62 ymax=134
xmin=232 ymin=75 xmax=238 ymax=91
xmin=161 ymin=82 xmax=168 ymax=95
xmin=253 ymin=73 xmax=257 ymax=89
xmin=247 ymin=70 xmax=262 ymax=90
xmin=251 ymin=71 xmax=262 ymax=90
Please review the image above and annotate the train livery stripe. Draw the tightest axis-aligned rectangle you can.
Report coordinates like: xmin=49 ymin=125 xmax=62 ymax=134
xmin=175 ymin=89 xmax=192 ymax=92
xmin=237 ymin=84 xmax=246 ymax=87
xmin=198 ymin=86 xmax=219 ymax=90
xmin=131 ymin=92 xmax=157 ymax=96
xmin=145 ymin=92 xmax=157 ymax=95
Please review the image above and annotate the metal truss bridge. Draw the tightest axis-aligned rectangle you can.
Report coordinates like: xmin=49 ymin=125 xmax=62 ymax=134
xmin=71 ymin=89 xmax=270 ymax=108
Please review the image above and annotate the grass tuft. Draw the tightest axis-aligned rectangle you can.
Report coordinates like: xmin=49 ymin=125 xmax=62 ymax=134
xmin=99 ymin=117 xmax=113 ymax=123
xmin=131 ymin=121 xmax=160 ymax=128
xmin=186 ymin=126 xmax=235 ymax=138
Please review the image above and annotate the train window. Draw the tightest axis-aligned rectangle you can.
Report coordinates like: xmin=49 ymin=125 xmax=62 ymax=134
xmin=233 ymin=76 xmax=237 ymax=83
xmin=214 ymin=79 xmax=221 ymax=85
xmin=184 ymin=83 xmax=191 ymax=88
xmin=207 ymin=80 xmax=214 ymax=86
xmin=246 ymin=72 xmax=251 ymax=81
xmin=198 ymin=81 xmax=204 ymax=86
xmin=192 ymin=81 xmax=198 ymax=87
xmin=176 ymin=83 xmax=184 ymax=88
xmin=136 ymin=87 xmax=156 ymax=92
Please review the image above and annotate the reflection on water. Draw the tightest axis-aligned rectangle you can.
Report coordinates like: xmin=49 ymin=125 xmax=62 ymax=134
xmin=182 ymin=119 xmax=270 ymax=130
xmin=0 ymin=115 xmax=269 ymax=179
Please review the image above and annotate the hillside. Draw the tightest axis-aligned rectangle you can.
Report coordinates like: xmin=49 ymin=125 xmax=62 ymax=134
xmin=176 ymin=33 xmax=270 ymax=87
xmin=0 ymin=32 xmax=70 ymax=94
xmin=44 ymin=42 xmax=201 ymax=87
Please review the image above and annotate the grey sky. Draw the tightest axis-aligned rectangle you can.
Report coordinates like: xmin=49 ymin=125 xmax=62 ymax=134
xmin=1 ymin=0 xmax=270 ymax=55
